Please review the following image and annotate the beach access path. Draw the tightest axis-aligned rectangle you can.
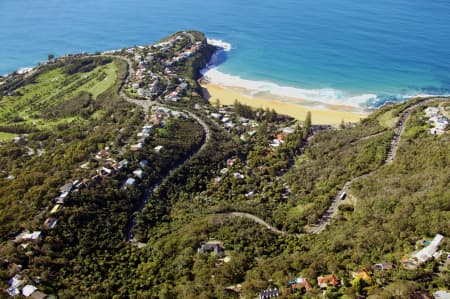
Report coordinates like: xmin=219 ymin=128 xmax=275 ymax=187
xmin=222 ymin=98 xmax=447 ymax=237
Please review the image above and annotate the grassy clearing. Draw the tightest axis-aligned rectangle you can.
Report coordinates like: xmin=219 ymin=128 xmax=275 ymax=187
xmin=0 ymin=61 xmax=117 ymax=130
xmin=0 ymin=131 xmax=17 ymax=141
xmin=377 ymin=109 xmax=399 ymax=128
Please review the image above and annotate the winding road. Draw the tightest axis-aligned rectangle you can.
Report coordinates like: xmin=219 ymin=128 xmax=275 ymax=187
xmin=109 ymin=54 xmax=212 ymax=241
xmin=222 ymin=98 xmax=447 ymax=237
xmin=114 ymin=52 xmax=447 ymax=239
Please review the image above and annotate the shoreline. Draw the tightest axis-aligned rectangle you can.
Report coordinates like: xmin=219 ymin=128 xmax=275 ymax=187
xmin=200 ymin=81 xmax=368 ymax=125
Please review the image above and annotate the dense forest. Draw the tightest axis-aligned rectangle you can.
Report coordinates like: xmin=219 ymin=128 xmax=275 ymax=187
xmin=0 ymin=31 xmax=448 ymax=298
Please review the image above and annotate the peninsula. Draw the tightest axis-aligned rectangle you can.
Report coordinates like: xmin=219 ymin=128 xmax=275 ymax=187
xmin=0 ymin=31 xmax=448 ymax=299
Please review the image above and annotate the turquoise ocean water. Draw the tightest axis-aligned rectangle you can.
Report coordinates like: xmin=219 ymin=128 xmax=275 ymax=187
xmin=1 ymin=0 xmax=449 ymax=108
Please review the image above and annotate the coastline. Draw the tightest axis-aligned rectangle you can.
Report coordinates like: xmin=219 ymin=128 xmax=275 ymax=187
xmin=200 ymin=81 xmax=368 ymax=125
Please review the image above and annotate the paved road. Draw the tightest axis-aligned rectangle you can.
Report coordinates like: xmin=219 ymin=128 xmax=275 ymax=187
xmin=307 ymin=98 xmax=446 ymax=233
xmin=111 ymin=54 xmax=213 ymax=241
xmin=223 ymin=212 xmax=304 ymax=238
xmin=224 ymin=98 xmax=448 ymax=236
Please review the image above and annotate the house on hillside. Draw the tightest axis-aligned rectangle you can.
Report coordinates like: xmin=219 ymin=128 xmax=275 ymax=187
xmin=424 ymin=107 xmax=440 ymax=118
xmin=259 ymin=288 xmax=279 ymax=299
xmin=317 ymin=274 xmax=340 ymax=288
xmin=14 ymin=231 xmax=42 ymax=242
xmin=411 ymin=234 xmax=444 ymax=264
xmin=7 ymin=274 xmax=24 ymax=296
xmin=434 ymin=290 xmax=450 ymax=299
xmin=122 ymin=178 xmax=136 ymax=189
xmin=59 ymin=183 xmax=73 ymax=193
xmin=288 ymin=277 xmax=312 ymax=293
xmin=22 ymin=285 xmax=37 ymax=297
xmin=198 ymin=240 xmax=225 ymax=257
xmin=133 ymin=168 xmax=145 ymax=179
xmin=130 ymin=143 xmax=143 ymax=151
xmin=374 ymin=262 xmax=395 ymax=271
xmin=43 ymin=217 xmax=57 ymax=229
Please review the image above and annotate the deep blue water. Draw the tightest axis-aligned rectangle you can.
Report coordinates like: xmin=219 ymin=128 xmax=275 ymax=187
xmin=1 ymin=0 xmax=449 ymax=106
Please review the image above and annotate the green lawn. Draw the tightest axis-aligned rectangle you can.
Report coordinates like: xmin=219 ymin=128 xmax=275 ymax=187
xmin=0 ymin=61 xmax=118 ymax=130
xmin=377 ymin=109 xmax=399 ymax=128
xmin=0 ymin=131 xmax=17 ymax=141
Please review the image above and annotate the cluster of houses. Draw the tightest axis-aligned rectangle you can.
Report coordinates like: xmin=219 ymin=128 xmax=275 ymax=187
xmin=206 ymin=105 xmax=298 ymax=150
xmin=214 ymin=157 xmax=247 ymax=186
xmin=6 ymin=273 xmax=48 ymax=298
xmin=256 ymin=254 xmax=450 ymax=299
xmin=258 ymin=274 xmax=340 ymax=298
xmin=124 ymin=32 xmax=203 ymax=101
xmin=208 ymin=107 xmax=259 ymax=133
xmin=164 ymin=81 xmax=188 ymax=102
xmin=424 ymin=107 xmax=448 ymax=135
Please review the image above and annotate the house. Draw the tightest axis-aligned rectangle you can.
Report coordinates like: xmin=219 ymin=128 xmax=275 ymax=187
xmin=282 ymin=127 xmax=295 ymax=134
xmin=220 ymin=168 xmax=228 ymax=175
xmin=317 ymin=274 xmax=340 ymax=288
xmin=224 ymin=122 xmax=235 ymax=129
xmin=139 ymin=160 xmax=149 ymax=168
xmin=95 ymin=149 xmax=110 ymax=160
xmin=233 ymin=172 xmax=244 ymax=179
xmin=43 ymin=217 xmax=57 ymax=229
xmin=7 ymin=274 xmax=24 ymax=296
xmin=15 ymin=231 xmax=42 ymax=242
xmin=245 ymin=190 xmax=256 ymax=198
xmin=288 ymin=277 xmax=312 ymax=292
xmin=22 ymin=285 xmax=38 ymax=296
xmin=59 ymin=191 xmax=70 ymax=199
xmin=54 ymin=196 xmax=65 ymax=205
xmin=130 ymin=143 xmax=143 ymax=151
xmin=259 ymin=288 xmax=279 ymax=299
xmin=434 ymin=291 xmax=450 ymax=299
xmin=227 ymin=158 xmax=236 ymax=167
xmin=198 ymin=240 xmax=225 ymax=256
xmin=375 ymin=262 xmax=395 ymax=271
xmin=133 ymin=168 xmax=145 ymax=179
xmin=124 ymin=178 xmax=136 ymax=187
xmin=352 ymin=269 xmax=372 ymax=283
xmin=412 ymin=234 xmax=444 ymax=264
xmin=59 ymin=183 xmax=73 ymax=193
xmin=99 ymin=167 xmax=114 ymax=176
xmin=424 ymin=107 xmax=440 ymax=117
xmin=154 ymin=145 xmax=164 ymax=153
xmin=118 ymin=159 xmax=129 ymax=169
xmin=270 ymin=139 xmax=283 ymax=147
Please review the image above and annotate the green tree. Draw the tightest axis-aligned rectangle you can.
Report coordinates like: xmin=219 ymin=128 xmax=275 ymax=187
xmin=305 ymin=111 xmax=312 ymax=130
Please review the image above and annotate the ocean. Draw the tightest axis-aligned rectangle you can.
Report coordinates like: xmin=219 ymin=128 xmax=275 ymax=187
xmin=1 ymin=0 xmax=449 ymax=109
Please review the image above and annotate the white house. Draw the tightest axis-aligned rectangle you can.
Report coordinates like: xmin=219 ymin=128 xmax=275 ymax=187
xmin=412 ymin=234 xmax=444 ymax=264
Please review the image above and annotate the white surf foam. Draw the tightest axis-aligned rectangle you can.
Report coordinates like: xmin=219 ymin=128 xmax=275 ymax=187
xmin=201 ymin=38 xmax=381 ymax=111
xmin=207 ymin=39 xmax=232 ymax=52
xmin=17 ymin=67 xmax=33 ymax=74
xmin=201 ymin=67 xmax=379 ymax=110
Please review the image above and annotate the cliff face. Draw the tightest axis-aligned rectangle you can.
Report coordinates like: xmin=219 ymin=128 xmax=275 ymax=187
xmin=174 ymin=30 xmax=216 ymax=84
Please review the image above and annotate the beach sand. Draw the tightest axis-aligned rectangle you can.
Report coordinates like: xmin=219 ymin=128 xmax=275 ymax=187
xmin=201 ymin=82 xmax=368 ymax=125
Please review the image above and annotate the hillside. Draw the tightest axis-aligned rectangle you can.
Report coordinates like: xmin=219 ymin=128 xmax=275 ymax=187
xmin=0 ymin=31 xmax=449 ymax=299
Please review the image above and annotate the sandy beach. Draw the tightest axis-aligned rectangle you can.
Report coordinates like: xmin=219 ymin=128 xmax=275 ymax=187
xmin=200 ymin=82 xmax=368 ymax=125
